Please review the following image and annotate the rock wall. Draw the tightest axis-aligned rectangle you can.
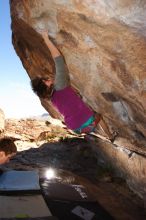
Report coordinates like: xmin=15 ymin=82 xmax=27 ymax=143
xmin=10 ymin=0 xmax=146 ymax=198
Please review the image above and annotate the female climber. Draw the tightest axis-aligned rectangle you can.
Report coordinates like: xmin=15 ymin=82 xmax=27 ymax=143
xmin=31 ymin=31 xmax=117 ymax=142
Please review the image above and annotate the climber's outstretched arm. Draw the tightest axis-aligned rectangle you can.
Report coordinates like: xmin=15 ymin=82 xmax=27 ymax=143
xmin=41 ymin=31 xmax=61 ymax=59
xmin=41 ymin=31 xmax=70 ymax=90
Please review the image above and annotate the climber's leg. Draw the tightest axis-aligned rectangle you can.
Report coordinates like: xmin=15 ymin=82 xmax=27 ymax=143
xmin=95 ymin=117 xmax=118 ymax=142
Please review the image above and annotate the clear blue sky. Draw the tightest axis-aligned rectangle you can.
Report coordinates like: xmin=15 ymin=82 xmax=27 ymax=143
xmin=0 ymin=0 xmax=46 ymax=118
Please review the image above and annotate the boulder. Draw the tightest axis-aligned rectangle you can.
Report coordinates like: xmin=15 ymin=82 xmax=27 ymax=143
xmin=10 ymin=0 xmax=146 ymax=198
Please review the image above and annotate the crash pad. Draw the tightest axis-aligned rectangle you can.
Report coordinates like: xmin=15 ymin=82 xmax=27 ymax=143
xmin=0 ymin=195 xmax=52 ymax=218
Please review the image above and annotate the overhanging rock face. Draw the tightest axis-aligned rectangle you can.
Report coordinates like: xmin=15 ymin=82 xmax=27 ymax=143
xmin=10 ymin=0 xmax=146 ymax=197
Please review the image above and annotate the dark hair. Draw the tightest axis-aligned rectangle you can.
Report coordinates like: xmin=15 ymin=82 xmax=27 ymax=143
xmin=0 ymin=138 xmax=17 ymax=155
xmin=31 ymin=77 xmax=54 ymax=99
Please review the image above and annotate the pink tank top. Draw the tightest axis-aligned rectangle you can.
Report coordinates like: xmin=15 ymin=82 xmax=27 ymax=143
xmin=51 ymin=87 xmax=93 ymax=130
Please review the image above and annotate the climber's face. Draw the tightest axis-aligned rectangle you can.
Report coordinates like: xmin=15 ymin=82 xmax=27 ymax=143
xmin=43 ymin=79 xmax=54 ymax=87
